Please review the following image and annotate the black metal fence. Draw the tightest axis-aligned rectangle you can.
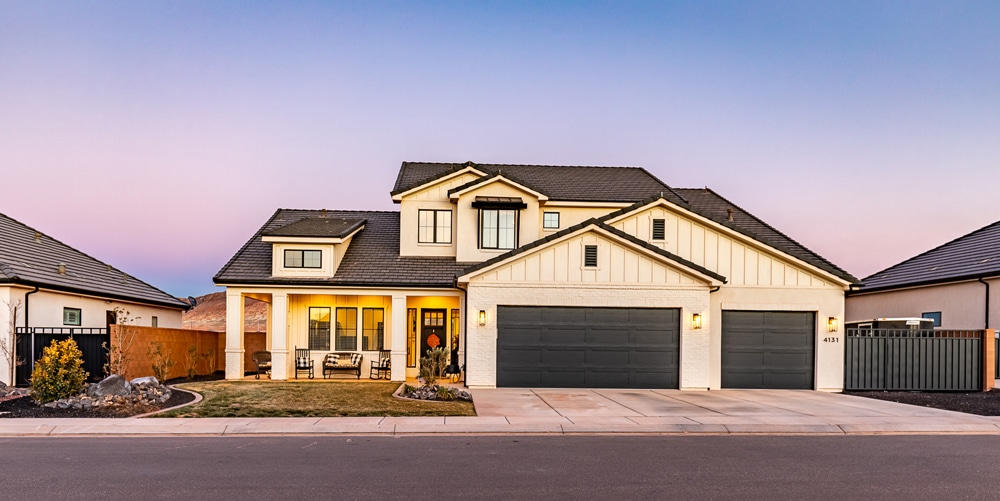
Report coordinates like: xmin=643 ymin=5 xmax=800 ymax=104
xmin=14 ymin=327 xmax=108 ymax=387
xmin=845 ymin=328 xmax=983 ymax=391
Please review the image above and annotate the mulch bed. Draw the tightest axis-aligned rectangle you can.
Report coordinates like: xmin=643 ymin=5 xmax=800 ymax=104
xmin=845 ymin=389 xmax=1000 ymax=416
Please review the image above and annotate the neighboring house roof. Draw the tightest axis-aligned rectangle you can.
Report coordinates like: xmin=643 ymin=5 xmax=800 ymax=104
xmin=262 ymin=217 xmax=366 ymax=238
xmin=855 ymin=220 xmax=1000 ymax=293
xmin=458 ymin=218 xmax=728 ymax=284
xmin=671 ymin=188 xmax=859 ymax=284
xmin=0 ymin=212 xmax=187 ymax=309
xmin=214 ymin=209 xmax=469 ymax=288
xmin=392 ymin=161 xmax=690 ymax=204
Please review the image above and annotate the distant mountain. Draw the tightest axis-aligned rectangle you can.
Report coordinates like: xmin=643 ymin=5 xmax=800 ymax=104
xmin=181 ymin=292 xmax=268 ymax=333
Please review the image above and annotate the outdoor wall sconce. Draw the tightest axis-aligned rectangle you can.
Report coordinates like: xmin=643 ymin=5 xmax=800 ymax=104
xmin=478 ymin=310 xmax=487 ymax=326
xmin=692 ymin=313 xmax=702 ymax=330
xmin=828 ymin=317 xmax=839 ymax=332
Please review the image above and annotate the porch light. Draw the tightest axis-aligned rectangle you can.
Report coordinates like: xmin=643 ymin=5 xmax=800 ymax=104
xmin=828 ymin=317 xmax=839 ymax=332
xmin=478 ymin=310 xmax=487 ymax=326
xmin=692 ymin=313 xmax=702 ymax=330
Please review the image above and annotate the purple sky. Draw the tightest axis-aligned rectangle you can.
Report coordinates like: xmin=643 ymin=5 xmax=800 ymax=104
xmin=2 ymin=1 xmax=998 ymax=296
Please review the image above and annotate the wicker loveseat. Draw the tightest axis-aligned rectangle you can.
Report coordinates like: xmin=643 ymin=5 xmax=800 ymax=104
xmin=322 ymin=352 xmax=363 ymax=379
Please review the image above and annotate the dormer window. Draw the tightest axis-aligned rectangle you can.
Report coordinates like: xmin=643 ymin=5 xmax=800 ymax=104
xmin=480 ymin=209 xmax=518 ymax=250
xmin=284 ymin=249 xmax=322 ymax=269
xmin=418 ymin=209 xmax=452 ymax=244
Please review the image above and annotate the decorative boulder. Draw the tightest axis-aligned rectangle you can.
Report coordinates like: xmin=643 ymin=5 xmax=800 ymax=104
xmin=130 ymin=376 xmax=159 ymax=388
xmin=87 ymin=374 xmax=131 ymax=398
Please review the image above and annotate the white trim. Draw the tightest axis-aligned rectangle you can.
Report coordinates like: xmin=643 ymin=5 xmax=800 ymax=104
xmin=448 ymin=175 xmax=549 ymax=201
xmin=540 ymin=201 xmax=633 ymax=208
xmin=721 ymin=302 xmax=820 ymax=311
xmin=261 ymin=225 xmax=364 ymax=244
xmin=390 ymin=166 xmax=487 ymax=201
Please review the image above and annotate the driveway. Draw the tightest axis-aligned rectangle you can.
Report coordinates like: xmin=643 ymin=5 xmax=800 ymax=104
xmin=471 ymin=388 xmax=1000 ymax=433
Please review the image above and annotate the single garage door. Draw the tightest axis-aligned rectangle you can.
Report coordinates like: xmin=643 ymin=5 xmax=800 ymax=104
xmin=496 ymin=306 xmax=679 ymax=388
xmin=722 ymin=311 xmax=815 ymax=389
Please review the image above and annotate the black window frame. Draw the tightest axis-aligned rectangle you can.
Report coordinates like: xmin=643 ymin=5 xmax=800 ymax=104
xmin=335 ymin=307 xmax=358 ymax=351
xmin=652 ymin=218 xmax=666 ymax=240
xmin=543 ymin=211 xmax=560 ymax=229
xmin=479 ymin=208 xmax=519 ymax=250
xmin=417 ymin=209 xmax=452 ymax=244
xmin=309 ymin=307 xmax=331 ymax=351
xmin=584 ymin=245 xmax=598 ymax=267
xmin=284 ymin=249 xmax=322 ymax=269
xmin=922 ymin=311 xmax=942 ymax=327
xmin=362 ymin=308 xmax=385 ymax=351
xmin=63 ymin=307 xmax=82 ymax=326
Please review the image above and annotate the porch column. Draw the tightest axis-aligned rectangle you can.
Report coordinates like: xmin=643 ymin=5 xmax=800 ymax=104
xmin=390 ymin=294 xmax=407 ymax=382
xmin=224 ymin=291 xmax=245 ymax=380
xmin=270 ymin=293 xmax=289 ymax=380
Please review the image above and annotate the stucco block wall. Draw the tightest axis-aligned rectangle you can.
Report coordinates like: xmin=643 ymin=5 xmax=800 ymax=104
xmin=846 ymin=278 xmax=1000 ymax=330
xmin=465 ymin=283 xmax=711 ymax=389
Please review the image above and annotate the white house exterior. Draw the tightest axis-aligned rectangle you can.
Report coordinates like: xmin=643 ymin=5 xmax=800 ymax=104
xmin=0 ymin=212 xmax=187 ymax=385
xmin=216 ymin=162 xmax=858 ymax=390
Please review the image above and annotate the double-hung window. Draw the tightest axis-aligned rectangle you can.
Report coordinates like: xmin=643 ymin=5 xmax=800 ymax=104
xmin=335 ymin=307 xmax=357 ymax=351
xmin=418 ymin=209 xmax=452 ymax=244
xmin=480 ymin=209 xmax=517 ymax=249
xmin=284 ymin=249 xmax=322 ymax=269
xmin=362 ymin=308 xmax=385 ymax=351
xmin=309 ymin=307 xmax=331 ymax=351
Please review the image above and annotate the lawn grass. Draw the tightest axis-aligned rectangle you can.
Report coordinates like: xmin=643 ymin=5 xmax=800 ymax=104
xmin=157 ymin=381 xmax=476 ymax=418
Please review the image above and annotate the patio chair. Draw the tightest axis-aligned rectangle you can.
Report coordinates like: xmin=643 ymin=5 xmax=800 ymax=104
xmin=369 ymin=349 xmax=391 ymax=379
xmin=294 ymin=347 xmax=314 ymax=379
xmin=252 ymin=351 xmax=272 ymax=379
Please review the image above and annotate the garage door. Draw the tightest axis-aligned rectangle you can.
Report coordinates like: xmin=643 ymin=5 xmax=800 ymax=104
xmin=496 ymin=306 xmax=679 ymax=388
xmin=721 ymin=311 xmax=815 ymax=389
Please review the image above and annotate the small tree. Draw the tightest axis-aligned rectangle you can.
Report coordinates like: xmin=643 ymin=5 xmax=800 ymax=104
xmin=146 ymin=341 xmax=175 ymax=382
xmin=201 ymin=348 xmax=217 ymax=375
xmin=30 ymin=338 xmax=88 ymax=403
xmin=103 ymin=307 xmax=140 ymax=378
xmin=2 ymin=298 xmax=25 ymax=384
xmin=185 ymin=345 xmax=199 ymax=380
xmin=419 ymin=347 xmax=449 ymax=384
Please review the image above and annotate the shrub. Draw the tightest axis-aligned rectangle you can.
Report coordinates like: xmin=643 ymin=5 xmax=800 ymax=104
xmin=419 ymin=347 xmax=449 ymax=384
xmin=30 ymin=338 xmax=88 ymax=403
xmin=201 ymin=348 xmax=217 ymax=375
xmin=147 ymin=341 xmax=176 ymax=382
xmin=185 ymin=345 xmax=199 ymax=380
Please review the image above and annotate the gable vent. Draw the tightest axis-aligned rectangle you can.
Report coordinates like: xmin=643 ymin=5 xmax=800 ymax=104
xmin=584 ymin=245 xmax=598 ymax=267
xmin=652 ymin=219 xmax=666 ymax=240
xmin=57 ymin=263 xmax=66 ymax=275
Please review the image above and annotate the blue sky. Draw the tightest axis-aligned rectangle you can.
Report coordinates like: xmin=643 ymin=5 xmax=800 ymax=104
xmin=1 ymin=1 xmax=998 ymax=296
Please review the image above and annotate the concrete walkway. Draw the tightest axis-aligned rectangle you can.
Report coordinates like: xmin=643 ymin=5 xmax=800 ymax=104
xmin=2 ymin=389 xmax=1000 ymax=436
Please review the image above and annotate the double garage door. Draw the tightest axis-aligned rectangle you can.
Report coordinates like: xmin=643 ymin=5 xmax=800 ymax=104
xmin=496 ymin=307 xmax=816 ymax=390
xmin=496 ymin=306 xmax=679 ymax=389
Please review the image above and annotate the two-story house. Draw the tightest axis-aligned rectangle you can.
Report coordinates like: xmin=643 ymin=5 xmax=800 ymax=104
xmin=215 ymin=161 xmax=859 ymax=390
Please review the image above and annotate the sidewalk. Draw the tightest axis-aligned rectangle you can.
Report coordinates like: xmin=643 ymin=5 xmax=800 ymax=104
xmin=3 ymin=388 xmax=1000 ymax=436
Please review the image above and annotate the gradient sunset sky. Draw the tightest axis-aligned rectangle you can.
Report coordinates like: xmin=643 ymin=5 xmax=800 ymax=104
xmin=2 ymin=1 xmax=998 ymax=296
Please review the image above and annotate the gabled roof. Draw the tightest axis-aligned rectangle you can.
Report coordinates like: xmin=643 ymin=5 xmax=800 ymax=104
xmin=856 ymin=219 xmax=1000 ymax=293
xmin=392 ymin=161 xmax=690 ymax=204
xmin=0 ymin=213 xmax=187 ymax=309
xmin=600 ymin=190 xmax=859 ymax=285
xmin=214 ymin=209 xmax=468 ymax=288
xmin=458 ymin=218 xmax=727 ymax=284
xmin=262 ymin=217 xmax=366 ymax=238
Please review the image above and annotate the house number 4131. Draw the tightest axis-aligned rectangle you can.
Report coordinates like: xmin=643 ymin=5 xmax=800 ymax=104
xmin=822 ymin=337 xmax=839 ymax=343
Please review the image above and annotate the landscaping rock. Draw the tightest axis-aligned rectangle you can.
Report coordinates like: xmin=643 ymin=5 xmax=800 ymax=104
xmin=130 ymin=376 xmax=159 ymax=388
xmin=401 ymin=384 xmax=473 ymax=402
xmin=87 ymin=375 xmax=131 ymax=398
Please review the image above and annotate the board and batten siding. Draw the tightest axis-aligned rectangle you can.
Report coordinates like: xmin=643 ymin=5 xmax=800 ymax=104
xmin=610 ymin=206 xmax=836 ymax=288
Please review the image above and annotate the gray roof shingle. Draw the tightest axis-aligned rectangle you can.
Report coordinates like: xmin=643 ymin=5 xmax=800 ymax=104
xmin=856 ymin=220 xmax=1000 ymax=292
xmin=0 ymin=213 xmax=187 ymax=309
xmin=214 ymin=210 xmax=469 ymax=287
xmin=263 ymin=217 xmax=366 ymax=238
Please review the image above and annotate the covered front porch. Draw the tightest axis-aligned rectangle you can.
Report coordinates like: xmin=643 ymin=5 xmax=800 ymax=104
xmin=223 ymin=288 xmax=465 ymax=382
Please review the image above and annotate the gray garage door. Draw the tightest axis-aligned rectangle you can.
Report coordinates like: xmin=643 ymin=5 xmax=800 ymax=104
xmin=722 ymin=311 xmax=815 ymax=389
xmin=496 ymin=306 xmax=679 ymax=388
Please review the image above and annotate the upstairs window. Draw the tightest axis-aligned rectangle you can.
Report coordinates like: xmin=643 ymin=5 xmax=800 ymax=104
xmin=652 ymin=219 xmax=666 ymax=240
xmin=584 ymin=245 xmax=598 ymax=267
xmin=418 ymin=209 xmax=452 ymax=244
xmin=480 ymin=209 xmax=517 ymax=250
xmin=543 ymin=212 xmax=560 ymax=229
xmin=284 ymin=249 xmax=322 ymax=269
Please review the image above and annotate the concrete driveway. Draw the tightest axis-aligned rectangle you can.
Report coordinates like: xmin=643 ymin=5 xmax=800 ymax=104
xmin=470 ymin=388 xmax=1000 ymax=433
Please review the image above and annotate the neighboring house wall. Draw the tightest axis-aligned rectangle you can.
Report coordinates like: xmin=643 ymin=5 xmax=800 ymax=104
xmin=846 ymin=277 xmax=1000 ymax=330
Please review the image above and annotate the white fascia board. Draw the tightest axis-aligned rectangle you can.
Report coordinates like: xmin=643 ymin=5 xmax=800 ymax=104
xmin=457 ymin=223 xmax=722 ymax=286
xmin=217 ymin=285 xmax=463 ymax=297
xmin=448 ymin=176 xmax=549 ymax=201
xmin=605 ymin=198 xmax=853 ymax=287
xmin=260 ymin=226 xmax=363 ymax=244
xmin=390 ymin=166 xmax=487 ymax=201
xmin=541 ymin=201 xmax=633 ymax=208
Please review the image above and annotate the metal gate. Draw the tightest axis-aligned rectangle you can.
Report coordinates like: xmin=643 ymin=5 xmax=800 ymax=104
xmin=844 ymin=328 xmax=983 ymax=391
xmin=14 ymin=327 xmax=108 ymax=387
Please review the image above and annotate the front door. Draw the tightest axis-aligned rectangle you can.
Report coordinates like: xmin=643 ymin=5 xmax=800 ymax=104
xmin=421 ymin=309 xmax=447 ymax=358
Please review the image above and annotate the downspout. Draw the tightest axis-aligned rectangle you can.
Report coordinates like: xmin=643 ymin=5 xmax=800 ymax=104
xmin=23 ymin=286 xmax=39 ymax=329
xmin=979 ymin=277 xmax=990 ymax=329
xmin=459 ymin=279 xmax=468 ymax=387
xmin=22 ymin=286 xmax=40 ymax=386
